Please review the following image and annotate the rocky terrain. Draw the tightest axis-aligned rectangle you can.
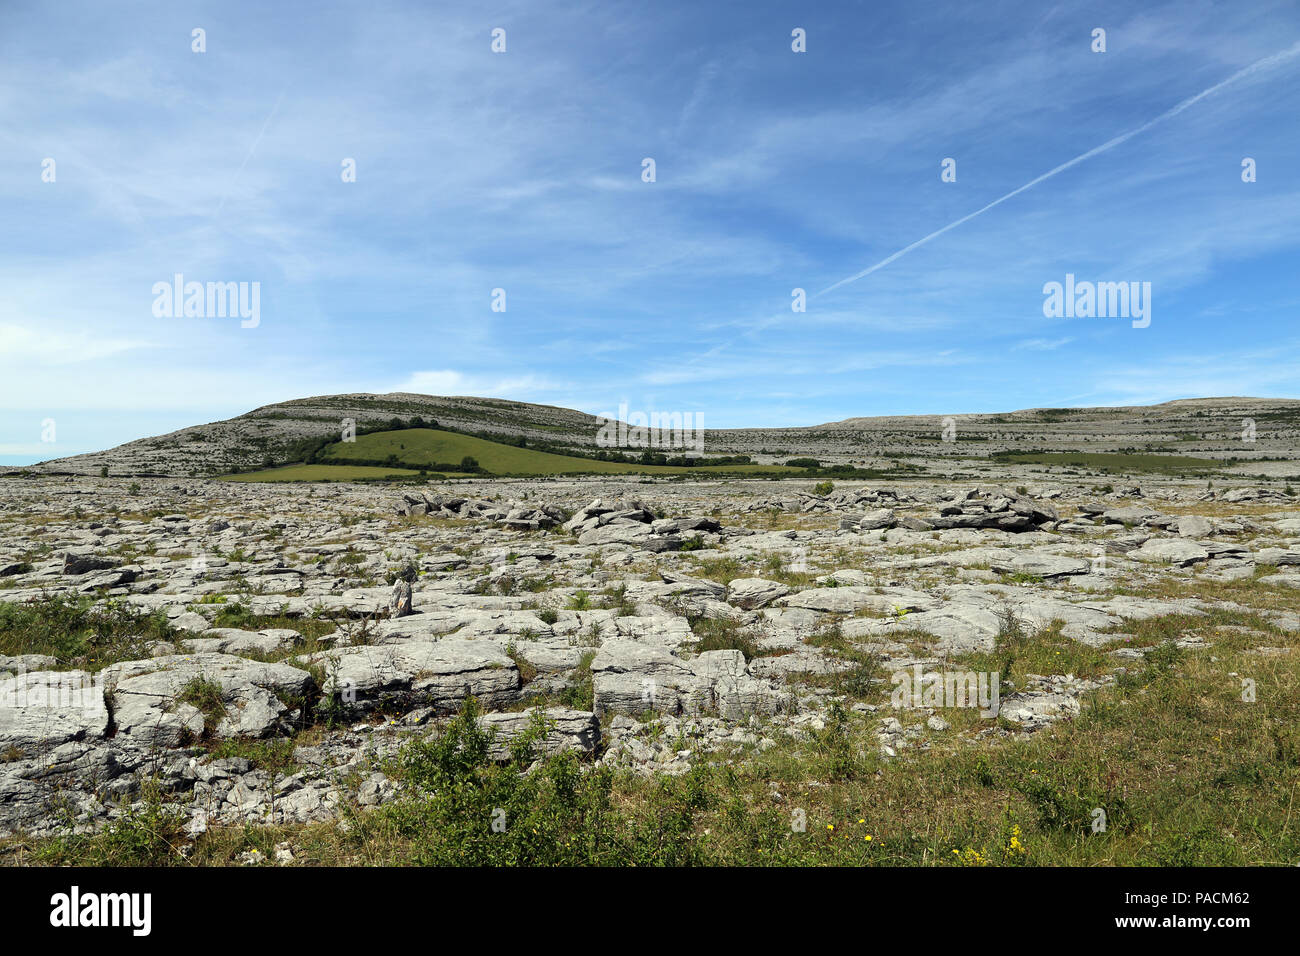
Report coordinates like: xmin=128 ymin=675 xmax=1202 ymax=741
xmin=2 ymin=467 xmax=1299 ymax=863
xmin=10 ymin=393 xmax=1300 ymax=478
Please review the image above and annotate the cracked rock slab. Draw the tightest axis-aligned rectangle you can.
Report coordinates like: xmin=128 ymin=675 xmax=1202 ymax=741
xmin=726 ymin=577 xmax=791 ymax=610
xmin=478 ymin=708 xmax=601 ymax=760
xmin=776 ymin=586 xmax=939 ymax=615
xmin=0 ymin=670 xmax=110 ymax=751
xmin=311 ymin=639 xmax=520 ymax=713
xmin=101 ymin=653 xmax=315 ymax=747
xmin=1133 ymin=538 xmax=1210 ymax=566
xmin=591 ymin=641 xmax=782 ymax=719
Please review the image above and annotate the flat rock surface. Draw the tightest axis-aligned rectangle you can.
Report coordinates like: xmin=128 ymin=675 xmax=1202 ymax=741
xmin=1 ymin=471 xmax=1297 ymax=839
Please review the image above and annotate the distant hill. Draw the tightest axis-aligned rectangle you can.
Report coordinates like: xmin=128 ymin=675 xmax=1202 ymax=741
xmin=7 ymin=393 xmax=1300 ymax=478
xmin=5 ymin=394 xmax=604 ymax=477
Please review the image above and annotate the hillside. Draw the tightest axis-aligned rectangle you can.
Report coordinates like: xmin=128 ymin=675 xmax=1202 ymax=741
xmin=310 ymin=428 xmax=793 ymax=477
xmin=7 ymin=392 xmax=1300 ymax=478
xmin=4 ymin=394 xmax=604 ymax=478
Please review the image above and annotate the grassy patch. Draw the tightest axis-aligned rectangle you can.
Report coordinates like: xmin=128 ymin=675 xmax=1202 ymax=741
xmin=203 ymin=604 xmax=338 ymax=657
xmin=317 ymin=428 xmax=799 ymax=478
xmin=1113 ymin=564 xmax=1300 ymax=615
xmin=687 ymin=556 xmax=747 ymax=585
xmin=178 ymin=676 xmax=227 ymax=732
xmin=207 ymin=737 xmax=299 ymax=774
xmin=0 ymin=595 xmax=173 ymax=670
xmin=599 ymin=584 xmax=637 ymax=617
xmin=795 ymin=618 xmax=884 ymax=701
xmin=19 ymin=780 xmax=188 ymax=866
xmin=342 ymin=698 xmax=718 ymax=865
xmin=690 ymin=617 xmax=761 ymax=661
xmin=955 ymin=610 xmax=1114 ymax=687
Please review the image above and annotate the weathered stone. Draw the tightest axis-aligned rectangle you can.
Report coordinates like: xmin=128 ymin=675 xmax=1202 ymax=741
xmin=1134 ymin=538 xmax=1210 ymax=567
xmin=101 ymin=653 xmax=315 ymax=746
xmin=0 ymin=670 xmax=109 ymax=751
xmin=777 ymin=586 xmax=938 ymax=615
xmin=727 ymin=578 xmax=790 ymax=609
xmin=181 ymin=628 xmax=299 ymax=657
xmin=61 ymin=551 xmax=118 ymax=575
xmin=1103 ymin=505 xmax=1163 ymax=526
xmin=313 ymin=639 xmax=519 ymax=713
xmin=479 ymin=708 xmax=601 ymax=759
xmin=859 ymin=508 xmax=898 ymax=530
xmin=591 ymin=641 xmax=781 ymax=719
xmin=389 ymin=579 xmax=413 ymax=618
xmin=988 ymin=553 xmax=1091 ymax=578
xmin=1176 ymin=515 xmax=1213 ymax=538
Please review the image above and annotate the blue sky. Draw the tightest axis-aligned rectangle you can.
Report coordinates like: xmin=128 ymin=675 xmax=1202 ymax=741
xmin=2 ymin=0 xmax=1300 ymax=463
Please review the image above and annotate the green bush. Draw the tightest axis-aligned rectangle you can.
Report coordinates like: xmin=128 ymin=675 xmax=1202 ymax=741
xmin=0 ymin=595 xmax=172 ymax=668
xmin=691 ymin=617 xmax=760 ymax=661
xmin=178 ymin=676 xmax=227 ymax=730
xmin=32 ymin=779 xmax=188 ymax=865
xmin=360 ymin=698 xmax=714 ymax=865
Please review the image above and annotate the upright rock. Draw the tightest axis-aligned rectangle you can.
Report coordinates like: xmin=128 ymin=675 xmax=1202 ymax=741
xmin=389 ymin=579 xmax=414 ymax=618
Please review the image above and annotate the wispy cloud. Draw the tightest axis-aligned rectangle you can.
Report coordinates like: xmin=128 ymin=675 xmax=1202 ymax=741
xmin=1014 ymin=337 xmax=1073 ymax=352
xmin=0 ymin=323 xmax=155 ymax=364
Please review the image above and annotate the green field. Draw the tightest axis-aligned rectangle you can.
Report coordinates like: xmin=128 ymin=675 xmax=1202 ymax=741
xmin=993 ymin=452 xmax=1225 ymax=474
xmin=223 ymin=464 xmax=427 ymax=483
xmin=316 ymin=428 xmax=798 ymax=477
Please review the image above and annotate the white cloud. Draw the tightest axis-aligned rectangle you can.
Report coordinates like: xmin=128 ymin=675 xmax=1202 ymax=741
xmin=0 ymin=323 xmax=153 ymax=364
xmin=394 ymin=370 xmax=568 ymax=399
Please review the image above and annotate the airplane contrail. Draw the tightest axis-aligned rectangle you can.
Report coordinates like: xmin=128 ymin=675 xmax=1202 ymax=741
xmin=814 ymin=40 xmax=1300 ymax=298
xmin=677 ymin=41 xmax=1300 ymax=370
xmin=214 ymin=90 xmax=287 ymax=218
